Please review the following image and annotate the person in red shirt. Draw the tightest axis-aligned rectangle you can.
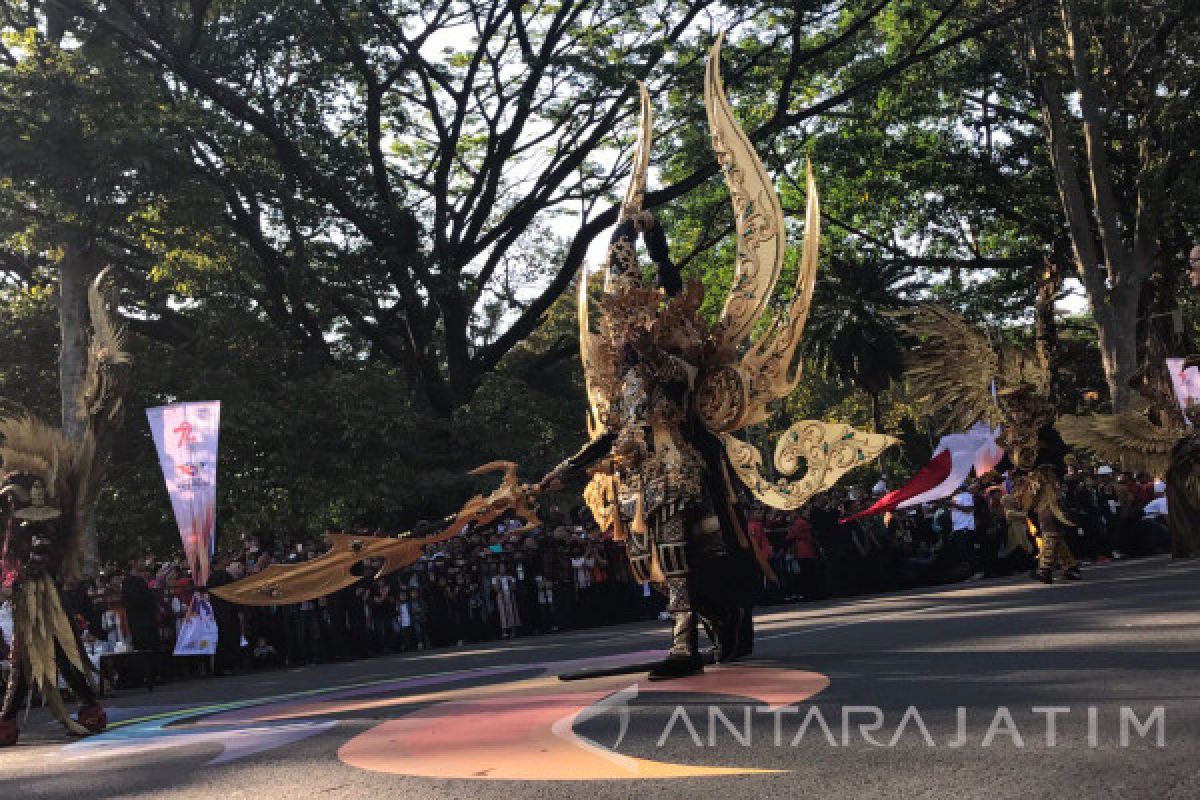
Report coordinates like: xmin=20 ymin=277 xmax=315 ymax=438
xmin=784 ymin=512 xmax=828 ymax=600
xmin=746 ymin=507 xmax=773 ymax=561
xmin=1132 ymin=473 xmax=1155 ymax=506
xmin=786 ymin=514 xmax=818 ymax=560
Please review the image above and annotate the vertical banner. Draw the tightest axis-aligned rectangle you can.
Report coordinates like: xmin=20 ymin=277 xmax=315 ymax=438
xmin=1166 ymin=358 xmax=1200 ymax=424
xmin=147 ymin=402 xmax=220 ymax=587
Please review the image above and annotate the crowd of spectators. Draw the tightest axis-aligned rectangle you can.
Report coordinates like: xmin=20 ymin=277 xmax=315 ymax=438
xmin=764 ymin=464 xmax=1173 ymax=602
xmin=0 ymin=463 xmax=1177 ymax=689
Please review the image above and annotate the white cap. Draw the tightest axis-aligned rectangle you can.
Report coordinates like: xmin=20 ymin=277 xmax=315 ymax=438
xmin=1096 ymin=465 xmax=1114 ymax=476
xmin=1153 ymin=480 xmax=1166 ymax=494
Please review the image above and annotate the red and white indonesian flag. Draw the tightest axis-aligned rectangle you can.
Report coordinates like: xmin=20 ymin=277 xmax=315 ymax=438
xmin=843 ymin=424 xmax=1002 ymax=523
xmin=147 ymin=402 xmax=220 ymax=587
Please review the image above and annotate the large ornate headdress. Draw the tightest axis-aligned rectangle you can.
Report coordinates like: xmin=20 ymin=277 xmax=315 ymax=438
xmin=578 ymin=33 xmax=896 ymax=509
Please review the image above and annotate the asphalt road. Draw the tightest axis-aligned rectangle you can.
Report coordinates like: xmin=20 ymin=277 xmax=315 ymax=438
xmin=2 ymin=555 xmax=1198 ymax=799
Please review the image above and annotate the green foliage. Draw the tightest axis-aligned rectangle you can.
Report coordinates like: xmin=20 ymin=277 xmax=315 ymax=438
xmin=2 ymin=0 xmax=1198 ymax=562
xmin=0 ymin=284 xmax=588 ymax=560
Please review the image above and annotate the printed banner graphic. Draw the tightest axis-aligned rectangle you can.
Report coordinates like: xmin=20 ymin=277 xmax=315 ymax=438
xmin=147 ymin=402 xmax=220 ymax=587
xmin=1166 ymin=358 xmax=1200 ymax=423
xmin=174 ymin=594 xmax=218 ymax=656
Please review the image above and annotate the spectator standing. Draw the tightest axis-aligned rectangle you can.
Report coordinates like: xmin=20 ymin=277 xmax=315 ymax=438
xmin=1141 ymin=481 xmax=1171 ymax=551
xmin=121 ymin=562 xmax=159 ymax=653
xmin=206 ymin=556 xmax=242 ymax=674
xmin=949 ymin=485 xmax=981 ymax=577
xmin=492 ymin=570 xmax=520 ymax=638
xmin=368 ymin=581 xmax=395 ymax=654
xmin=393 ymin=590 xmax=415 ymax=651
xmin=408 ymin=587 xmax=431 ymax=649
xmin=786 ymin=512 xmax=827 ymax=601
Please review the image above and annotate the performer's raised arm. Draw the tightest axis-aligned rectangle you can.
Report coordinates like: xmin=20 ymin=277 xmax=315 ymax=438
xmin=539 ymin=432 xmax=617 ymax=491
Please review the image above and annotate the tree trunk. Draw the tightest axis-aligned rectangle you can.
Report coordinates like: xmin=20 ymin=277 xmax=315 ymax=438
xmin=1034 ymin=262 xmax=1061 ymax=380
xmin=869 ymin=391 xmax=887 ymax=479
xmin=1023 ymin=6 xmax=1156 ymax=413
xmin=1090 ymin=289 xmax=1141 ymax=412
xmin=58 ymin=235 xmax=99 ymax=573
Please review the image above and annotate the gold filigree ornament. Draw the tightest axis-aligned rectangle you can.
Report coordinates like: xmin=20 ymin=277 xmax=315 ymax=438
xmin=694 ymin=32 xmax=823 ymax=435
xmin=721 ymin=422 xmax=897 ymax=511
xmin=704 ymin=32 xmax=787 ymax=356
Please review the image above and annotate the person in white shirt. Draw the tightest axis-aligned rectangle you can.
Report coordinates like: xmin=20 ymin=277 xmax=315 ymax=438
xmin=394 ymin=590 xmax=415 ymax=651
xmin=950 ymin=488 xmax=975 ymax=531
xmin=948 ymin=485 xmax=982 ymax=578
xmin=1143 ymin=480 xmax=1168 ymax=521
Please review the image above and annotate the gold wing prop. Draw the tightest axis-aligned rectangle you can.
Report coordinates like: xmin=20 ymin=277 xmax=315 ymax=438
xmin=695 ymin=34 xmax=893 ymax=505
xmin=211 ymin=461 xmax=541 ymax=606
xmin=695 ymin=34 xmax=821 ymax=434
xmin=208 ymin=533 xmax=424 ymax=607
xmin=897 ymin=305 xmax=1006 ymax=431
xmin=1166 ymin=432 xmax=1199 ymax=557
xmin=0 ymin=269 xmax=131 ymax=579
xmin=720 ymin=422 xmax=897 ymax=511
xmin=79 ymin=267 xmax=132 ymax=427
xmin=726 ymin=161 xmax=820 ymax=429
xmin=0 ymin=415 xmax=77 ymax=504
xmin=67 ymin=267 xmax=132 ymax=577
xmin=705 ymin=30 xmax=788 ymax=358
xmin=581 ymin=82 xmax=654 ymax=438
xmin=1056 ymin=413 xmax=1181 ymax=476
xmin=619 ymin=81 xmax=653 ymax=225
xmin=13 ymin=576 xmax=92 ymax=735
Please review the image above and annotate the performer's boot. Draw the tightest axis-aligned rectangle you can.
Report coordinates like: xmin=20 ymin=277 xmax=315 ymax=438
xmin=649 ymin=515 xmax=703 ymax=680
xmin=1056 ymin=539 xmax=1079 ymax=579
xmin=1034 ymin=532 xmax=1059 ymax=584
xmin=0 ymin=717 xmax=18 ymax=747
xmin=702 ymin=606 xmax=755 ymax=663
xmin=649 ymin=610 xmax=703 ymax=681
xmin=1 ymin=657 xmax=24 ymax=746
xmin=729 ymin=605 xmax=754 ymax=661
xmin=60 ymin=649 xmax=106 ymax=735
xmin=77 ymin=703 xmax=107 ymax=734
xmin=698 ymin=606 xmax=738 ymax=663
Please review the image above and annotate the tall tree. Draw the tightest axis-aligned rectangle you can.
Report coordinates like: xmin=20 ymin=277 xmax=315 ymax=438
xmin=42 ymin=0 xmax=1034 ymax=415
xmin=1022 ymin=0 xmax=1200 ymax=410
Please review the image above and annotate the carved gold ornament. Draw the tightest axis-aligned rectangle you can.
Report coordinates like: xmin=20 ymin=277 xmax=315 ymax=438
xmin=722 ymin=422 xmax=898 ymax=510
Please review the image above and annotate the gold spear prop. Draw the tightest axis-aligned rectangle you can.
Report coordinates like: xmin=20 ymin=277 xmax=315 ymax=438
xmin=209 ymin=462 xmax=540 ymax=607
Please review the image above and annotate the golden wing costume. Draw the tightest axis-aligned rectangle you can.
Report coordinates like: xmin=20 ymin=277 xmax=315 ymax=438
xmin=554 ymin=33 xmax=895 ymax=678
xmin=897 ymin=304 xmax=1053 ymax=468
xmin=1 ymin=268 xmax=130 ymax=744
xmin=210 ymin=461 xmax=541 ymax=606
